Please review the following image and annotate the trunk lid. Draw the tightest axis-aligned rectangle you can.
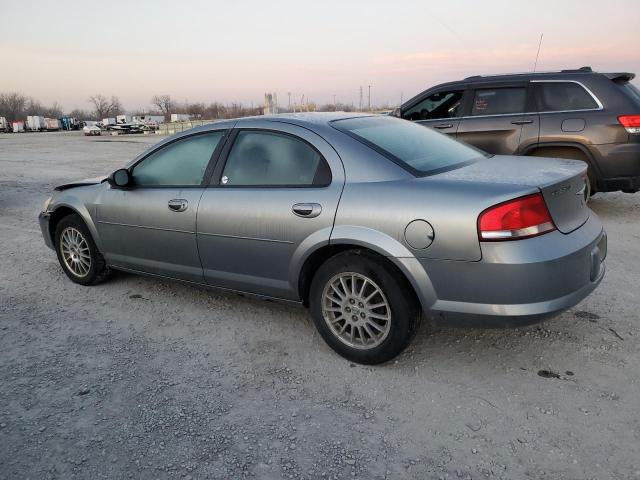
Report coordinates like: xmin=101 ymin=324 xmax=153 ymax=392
xmin=435 ymin=155 xmax=590 ymax=234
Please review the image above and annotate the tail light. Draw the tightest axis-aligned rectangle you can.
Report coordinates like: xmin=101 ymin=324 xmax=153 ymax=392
xmin=478 ymin=193 xmax=556 ymax=241
xmin=618 ymin=115 xmax=640 ymax=134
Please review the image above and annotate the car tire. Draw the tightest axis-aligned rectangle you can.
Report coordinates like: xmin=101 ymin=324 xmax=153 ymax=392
xmin=309 ymin=250 xmax=421 ymax=364
xmin=54 ymin=214 xmax=111 ymax=286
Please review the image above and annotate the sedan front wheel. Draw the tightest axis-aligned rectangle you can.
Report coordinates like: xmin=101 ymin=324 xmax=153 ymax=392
xmin=54 ymin=214 xmax=111 ymax=286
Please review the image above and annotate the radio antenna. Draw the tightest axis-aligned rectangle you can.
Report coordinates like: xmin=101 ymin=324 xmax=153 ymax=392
xmin=533 ymin=33 xmax=544 ymax=72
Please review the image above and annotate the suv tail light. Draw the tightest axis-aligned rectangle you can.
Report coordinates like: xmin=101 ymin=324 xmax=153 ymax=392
xmin=478 ymin=193 xmax=556 ymax=241
xmin=618 ymin=115 xmax=640 ymax=134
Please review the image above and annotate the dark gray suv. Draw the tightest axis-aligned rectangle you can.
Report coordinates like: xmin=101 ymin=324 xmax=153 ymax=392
xmin=396 ymin=67 xmax=640 ymax=193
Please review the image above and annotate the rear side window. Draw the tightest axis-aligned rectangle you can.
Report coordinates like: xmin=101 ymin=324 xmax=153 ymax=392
xmin=221 ymin=131 xmax=330 ymax=186
xmin=132 ymin=132 xmax=224 ymax=186
xmin=535 ymin=82 xmax=599 ymax=112
xmin=471 ymin=87 xmax=527 ymax=116
xmin=332 ymin=116 xmax=485 ymax=176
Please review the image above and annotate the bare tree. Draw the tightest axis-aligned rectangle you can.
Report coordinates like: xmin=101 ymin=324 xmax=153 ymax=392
xmin=68 ymin=108 xmax=92 ymax=120
xmin=0 ymin=92 xmax=27 ymax=122
xmin=151 ymin=95 xmax=173 ymax=119
xmin=88 ymin=94 xmax=122 ymax=119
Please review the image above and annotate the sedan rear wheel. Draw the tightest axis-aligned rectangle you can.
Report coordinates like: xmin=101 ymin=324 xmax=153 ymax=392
xmin=310 ymin=251 xmax=421 ymax=364
xmin=321 ymin=272 xmax=392 ymax=350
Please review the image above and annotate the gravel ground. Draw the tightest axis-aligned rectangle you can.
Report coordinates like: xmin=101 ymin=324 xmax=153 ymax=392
xmin=0 ymin=131 xmax=639 ymax=480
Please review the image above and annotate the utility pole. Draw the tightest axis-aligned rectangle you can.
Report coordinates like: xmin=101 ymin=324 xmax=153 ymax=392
xmin=287 ymin=92 xmax=291 ymax=112
xmin=368 ymin=85 xmax=372 ymax=111
xmin=359 ymin=86 xmax=363 ymax=111
xmin=333 ymin=94 xmax=336 ymax=107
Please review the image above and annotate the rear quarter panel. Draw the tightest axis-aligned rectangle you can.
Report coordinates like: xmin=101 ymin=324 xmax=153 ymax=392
xmin=332 ymin=177 xmax=537 ymax=261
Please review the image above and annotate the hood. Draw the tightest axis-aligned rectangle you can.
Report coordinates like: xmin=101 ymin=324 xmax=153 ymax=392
xmin=54 ymin=175 xmax=107 ymax=191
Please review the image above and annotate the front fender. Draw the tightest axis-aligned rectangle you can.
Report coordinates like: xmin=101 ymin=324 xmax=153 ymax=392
xmin=50 ymin=190 xmax=103 ymax=252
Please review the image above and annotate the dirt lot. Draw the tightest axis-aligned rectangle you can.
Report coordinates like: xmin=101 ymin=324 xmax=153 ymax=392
xmin=0 ymin=131 xmax=639 ymax=480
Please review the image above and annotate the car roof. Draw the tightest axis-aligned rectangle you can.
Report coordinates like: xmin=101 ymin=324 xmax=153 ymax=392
xmin=402 ymin=67 xmax=635 ymax=108
xmin=236 ymin=111 xmax=375 ymax=127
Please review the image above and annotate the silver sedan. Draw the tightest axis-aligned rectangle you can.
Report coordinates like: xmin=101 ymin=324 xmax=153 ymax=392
xmin=39 ymin=113 xmax=606 ymax=364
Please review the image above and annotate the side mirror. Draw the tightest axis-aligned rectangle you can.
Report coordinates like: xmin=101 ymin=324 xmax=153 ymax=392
xmin=391 ymin=107 xmax=401 ymax=118
xmin=108 ymin=168 xmax=133 ymax=188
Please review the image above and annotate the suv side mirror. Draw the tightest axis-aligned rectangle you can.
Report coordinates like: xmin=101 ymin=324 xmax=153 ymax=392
xmin=391 ymin=107 xmax=401 ymax=118
xmin=108 ymin=168 xmax=133 ymax=188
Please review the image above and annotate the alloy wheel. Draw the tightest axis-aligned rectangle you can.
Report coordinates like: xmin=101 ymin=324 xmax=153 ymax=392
xmin=60 ymin=227 xmax=91 ymax=277
xmin=321 ymin=272 xmax=392 ymax=349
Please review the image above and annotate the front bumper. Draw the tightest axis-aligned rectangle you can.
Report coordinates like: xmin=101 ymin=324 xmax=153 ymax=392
xmin=422 ymin=213 xmax=606 ymax=328
xmin=39 ymin=211 xmax=55 ymax=250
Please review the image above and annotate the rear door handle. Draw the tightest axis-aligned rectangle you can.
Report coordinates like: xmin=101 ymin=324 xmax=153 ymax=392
xmin=292 ymin=203 xmax=322 ymax=218
xmin=511 ymin=119 xmax=534 ymax=125
xmin=433 ymin=123 xmax=454 ymax=129
xmin=168 ymin=199 xmax=188 ymax=212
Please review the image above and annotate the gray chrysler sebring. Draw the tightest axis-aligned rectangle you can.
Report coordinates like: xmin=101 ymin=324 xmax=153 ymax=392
xmin=39 ymin=113 xmax=606 ymax=364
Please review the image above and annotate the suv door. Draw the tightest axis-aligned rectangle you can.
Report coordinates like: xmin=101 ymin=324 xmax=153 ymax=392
xmin=401 ymin=88 xmax=466 ymax=136
xmin=96 ymin=130 xmax=227 ymax=282
xmin=456 ymin=83 xmax=538 ymax=155
xmin=196 ymin=121 xmax=344 ymax=300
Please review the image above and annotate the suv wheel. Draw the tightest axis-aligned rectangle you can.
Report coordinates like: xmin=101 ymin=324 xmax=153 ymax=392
xmin=309 ymin=251 xmax=420 ymax=364
xmin=54 ymin=214 xmax=111 ymax=285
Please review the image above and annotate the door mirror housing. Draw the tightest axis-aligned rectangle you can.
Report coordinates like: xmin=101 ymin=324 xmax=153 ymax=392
xmin=391 ymin=107 xmax=402 ymax=118
xmin=108 ymin=168 xmax=133 ymax=188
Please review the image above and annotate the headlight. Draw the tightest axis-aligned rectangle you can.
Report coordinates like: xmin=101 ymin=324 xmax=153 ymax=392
xmin=43 ymin=196 xmax=53 ymax=212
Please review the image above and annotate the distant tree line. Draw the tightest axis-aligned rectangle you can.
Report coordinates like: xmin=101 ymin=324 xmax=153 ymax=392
xmin=1 ymin=91 xmax=385 ymax=123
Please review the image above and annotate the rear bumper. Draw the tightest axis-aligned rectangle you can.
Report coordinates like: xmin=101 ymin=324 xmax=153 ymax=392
xmin=591 ymin=142 xmax=640 ymax=192
xmin=421 ymin=213 xmax=606 ymax=327
xmin=599 ymin=175 xmax=640 ymax=193
xmin=38 ymin=211 xmax=55 ymax=250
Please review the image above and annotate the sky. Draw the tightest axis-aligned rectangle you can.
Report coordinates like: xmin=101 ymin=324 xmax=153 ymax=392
xmin=1 ymin=0 xmax=639 ymax=112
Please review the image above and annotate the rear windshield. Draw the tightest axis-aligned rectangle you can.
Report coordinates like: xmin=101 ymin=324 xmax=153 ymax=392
xmin=618 ymin=82 xmax=640 ymax=105
xmin=332 ymin=116 xmax=486 ymax=176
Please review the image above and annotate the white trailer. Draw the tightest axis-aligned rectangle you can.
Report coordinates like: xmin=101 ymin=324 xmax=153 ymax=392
xmin=132 ymin=114 xmax=164 ymax=125
xmin=0 ymin=117 xmax=9 ymax=132
xmin=170 ymin=113 xmax=191 ymax=122
xmin=26 ymin=115 xmax=46 ymax=131
xmin=116 ymin=114 xmax=131 ymax=124
xmin=102 ymin=117 xmax=116 ymax=126
xmin=45 ymin=118 xmax=61 ymax=131
xmin=12 ymin=121 xmax=25 ymax=133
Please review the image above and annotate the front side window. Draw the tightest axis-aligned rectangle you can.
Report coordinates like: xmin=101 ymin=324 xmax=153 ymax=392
xmin=471 ymin=87 xmax=526 ymax=116
xmin=333 ymin=116 xmax=485 ymax=176
xmin=403 ymin=90 xmax=464 ymax=121
xmin=535 ymin=82 xmax=599 ymax=111
xmin=221 ymin=131 xmax=329 ymax=186
xmin=132 ymin=132 xmax=224 ymax=186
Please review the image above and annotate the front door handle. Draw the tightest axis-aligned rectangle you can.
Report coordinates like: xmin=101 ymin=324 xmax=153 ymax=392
xmin=511 ymin=119 xmax=534 ymax=125
xmin=168 ymin=199 xmax=188 ymax=212
xmin=433 ymin=123 xmax=454 ymax=129
xmin=292 ymin=203 xmax=322 ymax=218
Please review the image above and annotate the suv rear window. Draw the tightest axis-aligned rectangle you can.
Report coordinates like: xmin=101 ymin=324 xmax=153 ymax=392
xmin=618 ymin=82 xmax=640 ymax=104
xmin=535 ymin=82 xmax=599 ymax=111
xmin=332 ymin=116 xmax=485 ymax=176
xmin=471 ymin=87 xmax=526 ymax=116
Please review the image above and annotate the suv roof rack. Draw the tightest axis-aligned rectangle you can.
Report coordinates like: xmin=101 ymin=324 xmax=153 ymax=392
xmin=464 ymin=67 xmax=593 ymax=80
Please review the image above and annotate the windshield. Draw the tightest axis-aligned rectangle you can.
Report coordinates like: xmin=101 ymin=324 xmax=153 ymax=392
xmin=332 ymin=116 xmax=486 ymax=176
